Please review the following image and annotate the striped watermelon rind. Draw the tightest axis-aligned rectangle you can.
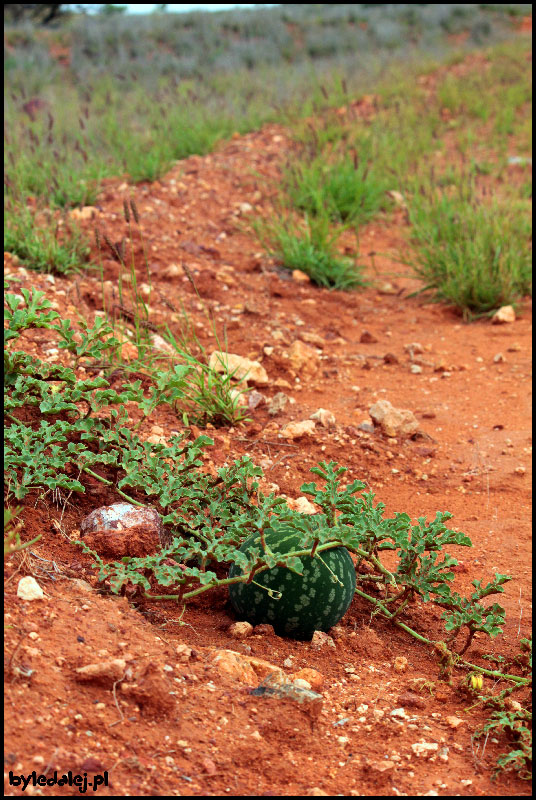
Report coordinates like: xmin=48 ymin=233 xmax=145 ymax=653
xmin=228 ymin=526 xmax=356 ymax=640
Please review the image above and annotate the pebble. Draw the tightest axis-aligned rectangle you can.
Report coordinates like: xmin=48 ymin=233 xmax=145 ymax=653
xmin=292 ymin=269 xmax=311 ymax=283
xmin=311 ymin=631 xmax=336 ymax=649
xmin=369 ymin=399 xmax=419 ymax=438
xmin=358 ymin=421 xmax=375 ymax=433
xmin=228 ymin=621 xmax=254 ymax=639
xmin=208 ymin=351 xmax=268 ymax=386
xmin=410 ymin=364 xmax=423 ymax=374
xmin=287 ymin=340 xmax=319 ymax=374
xmin=493 ymin=352 xmax=505 ymax=363
xmin=360 ymin=330 xmax=378 ymax=343
xmin=411 ymin=742 xmax=439 ymax=759
xmin=491 ymin=305 xmax=516 ymax=324
xmin=445 ymin=715 xmax=464 ymax=729
xmin=268 ymin=392 xmax=288 ymax=416
xmin=393 ymin=656 xmax=408 ymax=673
xmin=390 ymin=708 xmax=410 ymax=720
xmin=75 ymin=659 xmax=127 ymax=682
xmin=280 ymin=420 xmax=316 ymax=439
xmin=17 ymin=576 xmax=45 ymax=601
xmin=291 ymin=668 xmax=324 ymax=692
xmin=310 ymin=408 xmax=336 ymax=428
xmin=286 ymin=496 xmax=317 ymax=515
xmin=248 ymin=390 xmax=266 ymax=410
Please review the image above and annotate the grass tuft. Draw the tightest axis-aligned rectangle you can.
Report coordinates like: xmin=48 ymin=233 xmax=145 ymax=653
xmin=255 ymin=214 xmax=365 ymax=291
xmin=405 ymin=178 xmax=532 ymax=316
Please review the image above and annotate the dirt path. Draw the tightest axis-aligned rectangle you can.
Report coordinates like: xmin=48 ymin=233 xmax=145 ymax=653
xmin=4 ymin=66 xmax=532 ymax=797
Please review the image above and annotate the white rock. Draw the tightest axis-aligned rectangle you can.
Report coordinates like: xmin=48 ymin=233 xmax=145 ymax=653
xmin=311 ymin=631 xmax=336 ymax=649
xmin=310 ymin=408 xmax=336 ymax=428
xmin=17 ymin=576 xmax=45 ymax=601
xmin=411 ymin=742 xmax=439 ymax=758
xmin=280 ymin=420 xmax=316 ymax=439
xmin=293 ymin=678 xmax=312 ymax=690
xmin=208 ymin=351 xmax=268 ymax=386
xmin=286 ymin=497 xmax=317 ymax=515
xmin=391 ymin=707 xmax=409 ymax=719
xmin=492 ymin=305 xmax=516 ymax=324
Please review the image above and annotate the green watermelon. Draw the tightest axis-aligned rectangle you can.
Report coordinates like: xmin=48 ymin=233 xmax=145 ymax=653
xmin=228 ymin=526 xmax=356 ymax=640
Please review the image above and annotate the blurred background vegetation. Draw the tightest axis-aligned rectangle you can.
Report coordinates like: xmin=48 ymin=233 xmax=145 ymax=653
xmin=4 ymin=4 xmax=532 ymax=311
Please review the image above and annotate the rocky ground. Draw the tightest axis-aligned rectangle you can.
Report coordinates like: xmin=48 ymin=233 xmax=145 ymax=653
xmin=4 ymin=53 xmax=532 ymax=797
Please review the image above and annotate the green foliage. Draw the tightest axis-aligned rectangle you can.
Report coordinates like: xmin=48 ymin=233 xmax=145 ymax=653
xmin=3 ymin=297 xmax=526 ymax=699
xmin=254 ymin=213 xmax=365 ymax=290
xmin=4 ymin=204 xmax=93 ymax=276
xmin=282 ymin=148 xmax=391 ymax=226
xmin=4 ymin=287 xmax=247 ymax=505
xmin=472 ymin=637 xmax=532 ymax=780
xmin=405 ymin=178 xmax=532 ymax=317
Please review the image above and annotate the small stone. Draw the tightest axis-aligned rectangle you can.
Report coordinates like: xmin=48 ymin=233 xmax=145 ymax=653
xmin=280 ymin=420 xmax=316 ymax=439
xmin=493 ymin=352 xmax=505 ymax=363
xmin=310 ymin=408 xmax=336 ymax=428
xmin=390 ymin=708 xmax=409 ymax=720
xmin=253 ymin=624 xmax=275 ymax=637
xmin=201 ymin=757 xmax=217 ymax=775
xmin=378 ymin=282 xmax=397 ymax=294
xmin=311 ymin=631 xmax=336 ymax=649
xmin=75 ymin=659 xmax=127 ymax=682
xmin=404 ymin=342 xmax=424 ymax=355
xmin=69 ymin=206 xmax=97 ymax=221
xmin=397 ymin=692 xmax=426 ymax=710
xmin=411 ymin=742 xmax=439 ymax=758
xmin=387 ymin=189 xmax=407 ymax=208
xmin=293 ymin=678 xmax=312 ymax=690
xmin=358 ymin=421 xmax=375 ymax=433
xmin=369 ymin=760 xmax=396 ymax=773
xmin=491 ymin=305 xmax=516 ymax=324
xmin=80 ymin=503 xmax=164 ymax=556
xmin=17 ymin=576 xmax=45 ymax=601
xmin=212 ymin=650 xmax=283 ymax=686
xmin=287 ymin=340 xmax=319 ymax=374
xmin=248 ymin=390 xmax=266 ymax=410
xmin=208 ymin=351 xmax=268 ymax=386
xmin=268 ymin=392 xmax=288 ymax=416
xmin=445 ymin=715 xmax=464 ymax=729
xmin=360 ymin=330 xmax=378 ymax=343
xmin=393 ymin=656 xmax=408 ymax=673
xmin=299 ymin=331 xmax=325 ymax=346
xmin=292 ymin=269 xmax=311 ymax=283
xmin=369 ymin=399 xmax=419 ymax=438
xmin=229 ymin=621 xmax=254 ymax=640
xmin=383 ymin=352 xmax=399 ymax=364
xmin=505 ymin=698 xmax=523 ymax=713
xmin=161 ymin=263 xmax=182 ymax=278
xmin=286 ymin=496 xmax=317 ymax=515
xmin=239 ymin=202 xmax=253 ymax=214
xmin=307 ymin=788 xmax=329 ymax=796
xmin=514 ymin=466 xmax=526 ymax=475
xmin=291 ymin=668 xmax=324 ymax=692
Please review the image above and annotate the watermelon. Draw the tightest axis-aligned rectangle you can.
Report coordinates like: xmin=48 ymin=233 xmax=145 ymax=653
xmin=228 ymin=526 xmax=356 ymax=640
